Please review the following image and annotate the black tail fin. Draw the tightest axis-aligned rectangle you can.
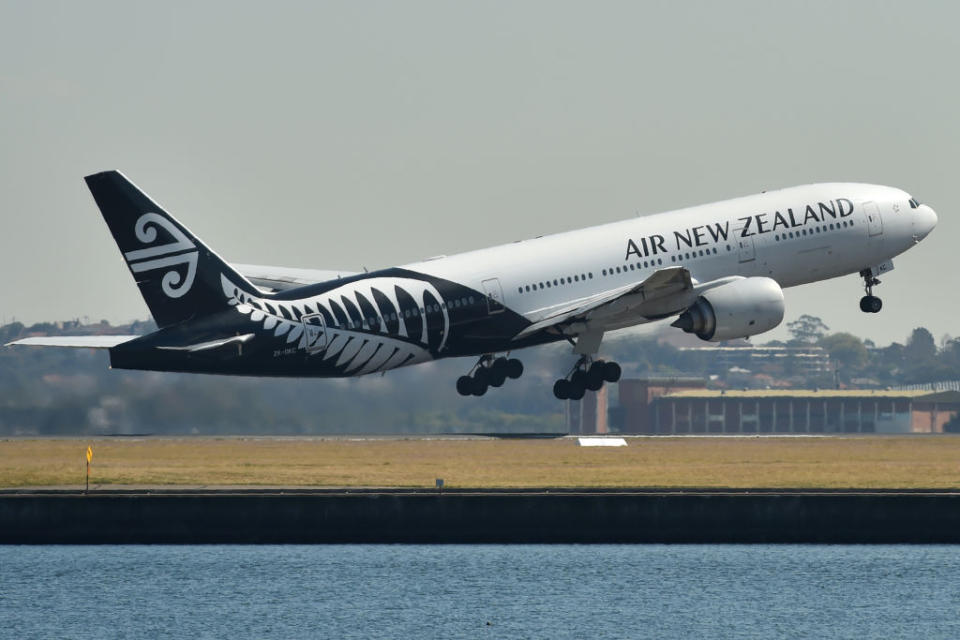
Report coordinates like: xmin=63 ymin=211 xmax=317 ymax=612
xmin=85 ymin=171 xmax=262 ymax=328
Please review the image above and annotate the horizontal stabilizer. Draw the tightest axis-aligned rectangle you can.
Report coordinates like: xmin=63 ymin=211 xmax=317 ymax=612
xmin=6 ymin=336 xmax=139 ymax=349
xmin=155 ymin=333 xmax=254 ymax=352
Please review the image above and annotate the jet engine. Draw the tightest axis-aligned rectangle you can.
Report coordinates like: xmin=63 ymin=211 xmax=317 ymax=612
xmin=671 ymin=277 xmax=785 ymax=342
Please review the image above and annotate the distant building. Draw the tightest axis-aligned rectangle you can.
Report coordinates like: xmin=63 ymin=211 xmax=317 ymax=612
xmin=613 ymin=383 xmax=960 ymax=434
xmin=911 ymin=391 xmax=960 ymax=432
xmin=678 ymin=345 xmax=832 ymax=375
xmin=616 ymin=377 xmax=707 ymax=434
xmin=566 ymin=387 xmax=609 ymax=435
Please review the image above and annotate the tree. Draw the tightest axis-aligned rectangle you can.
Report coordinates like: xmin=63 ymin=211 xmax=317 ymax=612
xmin=787 ymin=315 xmax=829 ymax=345
xmin=905 ymin=327 xmax=937 ymax=363
xmin=819 ymin=333 xmax=868 ymax=371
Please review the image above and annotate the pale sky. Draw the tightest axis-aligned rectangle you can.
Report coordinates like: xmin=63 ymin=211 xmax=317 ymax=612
xmin=1 ymin=0 xmax=956 ymax=346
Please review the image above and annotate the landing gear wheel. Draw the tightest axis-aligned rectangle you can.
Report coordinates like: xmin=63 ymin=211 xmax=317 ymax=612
xmin=553 ymin=379 xmax=571 ymax=400
xmin=567 ymin=381 xmax=586 ymax=401
xmin=859 ymin=269 xmax=883 ymax=314
xmin=456 ymin=376 xmax=473 ymax=396
xmin=602 ymin=361 xmax=622 ymax=383
xmin=456 ymin=355 xmax=524 ymax=397
xmin=859 ymin=295 xmax=882 ymax=314
xmin=486 ymin=358 xmax=508 ymax=387
xmin=585 ymin=363 xmax=605 ymax=391
xmin=470 ymin=378 xmax=488 ymax=396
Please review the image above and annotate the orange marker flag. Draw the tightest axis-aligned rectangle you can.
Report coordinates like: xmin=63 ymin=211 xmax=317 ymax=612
xmin=85 ymin=445 xmax=92 ymax=493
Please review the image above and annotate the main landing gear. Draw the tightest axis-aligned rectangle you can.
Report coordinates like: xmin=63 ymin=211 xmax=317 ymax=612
xmin=552 ymin=356 xmax=621 ymax=400
xmin=456 ymin=355 xmax=523 ymax=397
xmin=859 ymin=269 xmax=883 ymax=314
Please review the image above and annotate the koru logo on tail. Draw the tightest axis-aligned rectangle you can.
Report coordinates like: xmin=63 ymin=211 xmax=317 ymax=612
xmin=124 ymin=213 xmax=198 ymax=298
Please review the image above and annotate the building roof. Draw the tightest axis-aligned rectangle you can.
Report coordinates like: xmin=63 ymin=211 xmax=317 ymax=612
xmin=662 ymin=389 xmax=931 ymax=399
xmin=911 ymin=390 xmax=960 ymax=404
xmin=620 ymin=377 xmax=706 ymax=386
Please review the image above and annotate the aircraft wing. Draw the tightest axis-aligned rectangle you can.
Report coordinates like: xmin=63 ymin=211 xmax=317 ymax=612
xmin=6 ymin=336 xmax=139 ymax=348
xmin=513 ymin=267 xmax=741 ymax=340
xmin=233 ymin=263 xmax=359 ymax=292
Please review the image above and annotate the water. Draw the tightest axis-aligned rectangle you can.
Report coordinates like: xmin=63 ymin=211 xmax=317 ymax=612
xmin=2 ymin=545 xmax=959 ymax=639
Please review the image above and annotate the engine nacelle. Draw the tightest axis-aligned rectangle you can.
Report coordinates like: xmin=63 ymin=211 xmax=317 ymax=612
xmin=671 ymin=277 xmax=785 ymax=342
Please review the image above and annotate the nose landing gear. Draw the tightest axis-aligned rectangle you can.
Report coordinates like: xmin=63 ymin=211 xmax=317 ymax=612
xmin=859 ymin=269 xmax=883 ymax=314
xmin=456 ymin=355 xmax=523 ymax=396
xmin=552 ymin=357 xmax=621 ymax=400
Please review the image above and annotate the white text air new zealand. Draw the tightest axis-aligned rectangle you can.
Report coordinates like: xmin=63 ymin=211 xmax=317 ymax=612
xmin=8 ymin=171 xmax=938 ymax=400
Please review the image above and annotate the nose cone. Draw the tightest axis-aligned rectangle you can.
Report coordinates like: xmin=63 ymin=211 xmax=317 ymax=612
xmin=915 ymin=204 xmax=938 ymax=240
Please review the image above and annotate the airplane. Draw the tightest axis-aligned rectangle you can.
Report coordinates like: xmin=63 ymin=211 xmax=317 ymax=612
xmin=7 ymin=171 xmax=938 ymax=400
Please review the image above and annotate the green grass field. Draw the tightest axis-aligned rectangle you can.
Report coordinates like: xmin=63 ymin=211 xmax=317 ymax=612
xmin=2 ymin=436 xmax=960 ymax=489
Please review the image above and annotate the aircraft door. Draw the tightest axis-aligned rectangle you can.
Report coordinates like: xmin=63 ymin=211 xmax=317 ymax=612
xmin=733 ymin=228 xmax=756 ymax=263
xmin=302 ymin=313 xmax=328 ymax=354
xmin=481 ymin=278 xmax=505 ymax=314
xmin=863 ymin=201 xmax=883 ymax=236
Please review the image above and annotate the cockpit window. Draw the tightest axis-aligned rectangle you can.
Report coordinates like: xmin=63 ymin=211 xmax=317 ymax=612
xmin=909 ymin=197 xmax=921 ymax=209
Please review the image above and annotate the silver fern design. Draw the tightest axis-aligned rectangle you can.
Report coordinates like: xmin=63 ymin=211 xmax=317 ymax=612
xmin=124 ymin=213 xmax=198 ymax=298
xmin=220 ymin=274 xmax=451 ymax=375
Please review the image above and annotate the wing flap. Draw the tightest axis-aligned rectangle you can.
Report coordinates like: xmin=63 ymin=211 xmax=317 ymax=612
xmin=514 ymin=268 xmax=742 ymax=340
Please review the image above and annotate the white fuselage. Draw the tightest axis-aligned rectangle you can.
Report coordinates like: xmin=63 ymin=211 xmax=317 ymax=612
xmin=405 ymin=183 xmax=936 ymax=329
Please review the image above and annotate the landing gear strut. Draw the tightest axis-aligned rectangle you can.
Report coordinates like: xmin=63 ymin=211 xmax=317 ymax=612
xmin=859 ymin=269 xmax=883 ymax=314
xmin=553 ymin=356 xmax=621 ymax=400
xmin=456 ymin=355 xmax=523 ymax=396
